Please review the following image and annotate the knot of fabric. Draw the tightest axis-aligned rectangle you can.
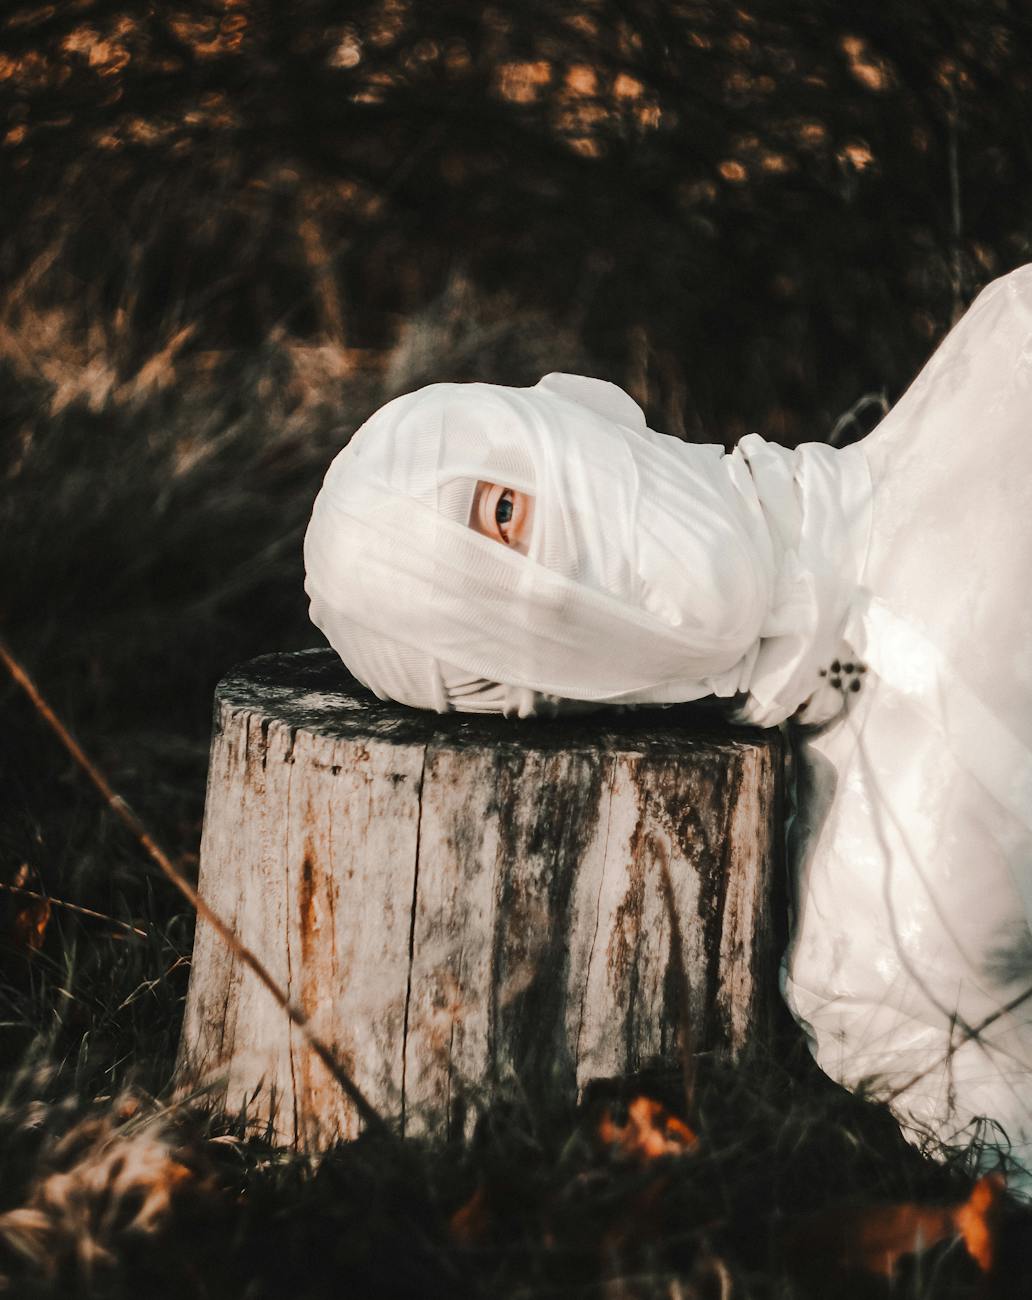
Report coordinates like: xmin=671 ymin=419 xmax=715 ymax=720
xmin=729 ymin=434 xmax=873 ymax=727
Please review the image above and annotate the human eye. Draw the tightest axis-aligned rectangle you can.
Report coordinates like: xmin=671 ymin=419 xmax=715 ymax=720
xmin=468 ymin=480 xmax=531 ymax=552
xmin=494 ymin=489 xmax=514 ymax=542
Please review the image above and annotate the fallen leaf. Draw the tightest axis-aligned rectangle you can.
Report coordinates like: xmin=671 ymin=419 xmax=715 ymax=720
xmin=12 ymin=896 xmax=51 ymax=951
xmin=780 ymin=1172 xmax=1005 ymax=1279
xmin=597 ymin=1096 xmax=697 ymax=1164
xmin=7 ymin=867 xmax=51 ymax=954
xmin=954 ymin=1172 xmax=1005 ymax=1272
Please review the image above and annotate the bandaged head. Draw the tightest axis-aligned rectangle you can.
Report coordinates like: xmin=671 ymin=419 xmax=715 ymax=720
xmin=303 ymin=373 xmax=872 ymax=722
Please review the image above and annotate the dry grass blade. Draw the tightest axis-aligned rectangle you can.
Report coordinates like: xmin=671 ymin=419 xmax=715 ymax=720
xmin=884 ymin=983 xmax=1032 ymax=1105
xmin=0 ymin=637 xmax=390 ymax=1138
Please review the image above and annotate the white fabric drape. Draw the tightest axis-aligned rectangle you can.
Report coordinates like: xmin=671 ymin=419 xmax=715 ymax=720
xmin=785 ymin=267 xmax=1032 ymax=1191
xmin=303 ymin=265 xmax=1032 ymax=1191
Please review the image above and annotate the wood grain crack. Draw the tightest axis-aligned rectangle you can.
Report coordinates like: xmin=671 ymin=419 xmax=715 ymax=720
xmin=283 ymin=751 xmax=300 ymax=1145
xmin=399 ymin=743 xmax=429 ymax=1135
xmin=575 ymin=759 xmax=618 ymax=1072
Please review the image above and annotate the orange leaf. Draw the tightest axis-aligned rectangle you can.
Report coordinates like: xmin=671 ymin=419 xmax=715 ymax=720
xmin=11 ymin=894 xmax=51 ymax=953
xmin=954 ymin=1173 xmax=1005 ymax=1272
xmin=597 ymin=1095 xmax=697 ymax=1164
xmin=781 ymin=1173 xmax=1005 ymax=1279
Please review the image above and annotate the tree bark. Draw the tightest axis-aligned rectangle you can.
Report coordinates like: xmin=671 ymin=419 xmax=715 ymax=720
xmin=178 ymin=649 xmax=785 ymax=1148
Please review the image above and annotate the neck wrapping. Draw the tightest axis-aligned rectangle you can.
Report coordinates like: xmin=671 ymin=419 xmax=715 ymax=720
xmin=728 ymin=434 xmax=873 ymax=727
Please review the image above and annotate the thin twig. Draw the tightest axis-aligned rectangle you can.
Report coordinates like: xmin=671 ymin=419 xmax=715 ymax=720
xmin=0 ymin=637 xmax=390 ymax=1138
xmin=826 ymin=390 xmax=889 ymax=447
xmin=885 ymin=983 xmax=1032 ymax=1105
xmin=0 ymin=881 xmax=149 ymax=940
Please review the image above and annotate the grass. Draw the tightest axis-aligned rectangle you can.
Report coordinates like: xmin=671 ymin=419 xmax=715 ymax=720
xmin=2 ymin=274 xmax=1031 ymax=1293
xmin=0 ymin=1034 xmax=1029 ymax=1297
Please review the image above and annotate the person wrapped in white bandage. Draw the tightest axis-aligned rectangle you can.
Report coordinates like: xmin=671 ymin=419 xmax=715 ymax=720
xmin=304 ymin=267 xmax=1032 ymax=1194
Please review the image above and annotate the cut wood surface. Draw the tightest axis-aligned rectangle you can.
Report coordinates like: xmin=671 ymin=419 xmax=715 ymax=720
xmin=178 ymin=649 xmax=785 ymax=1148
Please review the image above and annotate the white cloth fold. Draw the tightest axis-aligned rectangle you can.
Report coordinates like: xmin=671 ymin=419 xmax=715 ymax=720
xmin=786 ymin=267 xmax=1032 ymax=1193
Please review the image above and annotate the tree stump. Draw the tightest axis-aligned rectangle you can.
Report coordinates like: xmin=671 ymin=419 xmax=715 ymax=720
xmin=178 ymin=649 xmax=785 ymax=1148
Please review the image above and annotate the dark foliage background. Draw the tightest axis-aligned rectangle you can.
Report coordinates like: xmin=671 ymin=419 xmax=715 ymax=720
xmin=1 ymin=1 xmax=1032 ymax=1294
